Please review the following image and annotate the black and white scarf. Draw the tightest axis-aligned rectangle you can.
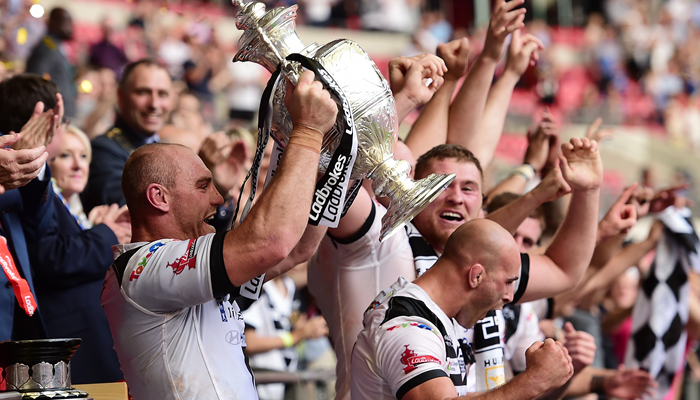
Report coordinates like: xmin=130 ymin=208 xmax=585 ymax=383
xmin=625 ymin=207 xmax=700 ymax=399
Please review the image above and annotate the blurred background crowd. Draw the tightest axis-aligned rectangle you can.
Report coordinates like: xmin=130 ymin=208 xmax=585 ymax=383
xmin=2 ymin=0 xmax=700 ymax=399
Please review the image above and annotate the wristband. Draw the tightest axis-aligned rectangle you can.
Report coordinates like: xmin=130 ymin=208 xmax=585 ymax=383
xmin=510 ymin=163 xmax=536 ymax=181
xmin=288 ymin=124 xmax=324 ymax=154
xmin=280 ymin=332 xmax=295 ymax=348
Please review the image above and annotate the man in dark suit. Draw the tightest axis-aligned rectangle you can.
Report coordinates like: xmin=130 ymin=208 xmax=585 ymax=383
xmin=81 ymin=59 xmax=173 ymax=212
xmin=25 ymin=8 xmax=75 ymax=118
xmin=0 ymin=75 xmax=62 ymax=341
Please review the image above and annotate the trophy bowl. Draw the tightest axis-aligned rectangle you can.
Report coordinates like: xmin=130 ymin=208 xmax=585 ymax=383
xmin=233 ymin=0 xmax=455 ymax=240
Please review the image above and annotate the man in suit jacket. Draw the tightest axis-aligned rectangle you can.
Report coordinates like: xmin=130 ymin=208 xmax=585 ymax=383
xmin=0 ymin=75 xmax=62 ymax=341
xmin=81 ymin=59 xmax=173 ymax=212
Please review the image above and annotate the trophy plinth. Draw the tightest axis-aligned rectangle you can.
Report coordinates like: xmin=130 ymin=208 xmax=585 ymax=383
xmin=232 ymin=0 xmax=455 ymax=240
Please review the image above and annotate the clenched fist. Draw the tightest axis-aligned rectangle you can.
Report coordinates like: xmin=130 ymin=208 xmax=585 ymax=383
xmin=286 ymin=70 xmax=338 ymax=135
xmin=524 ymin=338 xmax=574 ymax=394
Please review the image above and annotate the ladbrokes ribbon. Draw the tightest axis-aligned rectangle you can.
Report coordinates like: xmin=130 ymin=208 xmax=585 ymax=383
xmin=285 ymin=53 xmax=358 ymax=227
xmin=0 ymin=238 xmax=37 ymax=316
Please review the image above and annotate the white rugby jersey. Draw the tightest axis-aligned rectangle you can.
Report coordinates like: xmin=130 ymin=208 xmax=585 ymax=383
xmin=351 ymin=278 xmax=472 ymax=400
xmin=101 ymin=232 xmax=264 ymax=400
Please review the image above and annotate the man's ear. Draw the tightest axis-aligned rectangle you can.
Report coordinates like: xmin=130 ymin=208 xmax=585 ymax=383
xmin=468 ymin=264 xmax=485 ymax=289
xmin=146 ymin=183 xmax=170 ymax=212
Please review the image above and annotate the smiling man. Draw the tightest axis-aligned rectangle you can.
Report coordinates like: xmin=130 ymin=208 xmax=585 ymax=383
xmin=82 ymin=59 xmax=172 ymax=212
xmin=101 ymin=70 xmax=337 ymax=399
xmin=309 ymin=139 xmax=602 ymax=399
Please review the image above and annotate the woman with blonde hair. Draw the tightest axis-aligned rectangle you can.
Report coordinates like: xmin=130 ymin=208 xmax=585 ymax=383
xmin=24 ymin=124 xmax=130 ymax=384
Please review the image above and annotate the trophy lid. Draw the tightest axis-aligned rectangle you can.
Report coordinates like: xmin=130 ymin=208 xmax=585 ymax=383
xmin=232 ymin=0 xmax=305 ymax=73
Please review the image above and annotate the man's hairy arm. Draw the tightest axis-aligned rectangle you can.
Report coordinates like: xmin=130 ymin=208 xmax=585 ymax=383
xmin=402 ymin=339 xmax=573 ymax=400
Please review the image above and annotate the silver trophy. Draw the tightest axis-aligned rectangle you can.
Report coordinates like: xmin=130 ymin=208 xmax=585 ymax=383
xmin=232 ymin=0 xmax=455 ymax=240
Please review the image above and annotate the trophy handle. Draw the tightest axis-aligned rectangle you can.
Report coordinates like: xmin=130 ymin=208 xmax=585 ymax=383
xmin=379 ymin=172 xmax=456 ymax=241
xmin=368 ymin=158 xmax=456 ymax=241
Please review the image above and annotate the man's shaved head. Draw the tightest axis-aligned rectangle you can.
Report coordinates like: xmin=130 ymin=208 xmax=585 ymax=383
xmin=122 ymin=143 xmax=183 ymax=211
xmin=442 ymin=219 xmax=520 ymax=274
xmin=417 ymin=219 xmax=522 ymax=327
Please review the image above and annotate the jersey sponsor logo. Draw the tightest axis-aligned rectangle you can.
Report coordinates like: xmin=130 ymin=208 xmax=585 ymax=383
xmin=447 ymin=358 xmax=460 ymax=373
xmin=364 ymin=300 xmax=380 ymax=314
xmin=400 ymin=345 xmax=441 ymax=373
xmin=485 ymin=365 xmax=505 ymax=389
xmin=239 ymin=274 xmax=264 ymax=300
xmin=225 ymin=329 xmax=246 ymax=346
xmin=129 ymin=241 xmax=167 ymax=281
xmin=218 ymin=299 xmax=228 ymax=322
xmin=364 ymin=288 xmax=396 ymax=316
xmin=386 ymin=322 xmax=441 ymax=338
xmin=166 ymin=239 xmax=197 ymax=275
xmin=130 ymin=256 xmax=148 ymax=281
xmin=501 ymin=307 xmax=515 ymax=321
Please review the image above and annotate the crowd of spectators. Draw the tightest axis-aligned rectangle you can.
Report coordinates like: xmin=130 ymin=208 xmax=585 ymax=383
xmin=0 ymin=1 xmax=700 ymax=400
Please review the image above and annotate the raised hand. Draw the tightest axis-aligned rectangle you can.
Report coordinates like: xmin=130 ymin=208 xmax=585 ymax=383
xmin=199 ymin=131 xmax=233 ymax=171
xmin=530 ymin=164 xmax=572 ymax=204
xmin=286 ymin=70 xmax=338 ymax=135
xmin=389 ymin=54 xmax=447 ymax=94
xmin=648 ymin=184 xmax=694 ymax=213
xmin=504 ymin=29 xmax=544 ymax=78
xmin=560 ymin=137 xmax=603 ymax=191
xmin=542 ymin=128 xmax=562 ymax=176
xmin=292 ymin=314 xmax=328 ymax=342
xmin=585 ymin=117 xmax=615 ymax=143
xmin=88 ymin=204 xmax=110 ymax=226
xmin=604 ymin=365 xmax=657 ymax=400
xmin=101 ymin=204 xmax=132 ymax=244
xmin=391 ymin=54 xmax=447 ymax=122
xmin=629 ymin=184 xmax=654 ymax=219
xmin=212 ymin=138 xmax=249 ymax=198
xmin=10 ymin=101 xmax=56 ymax=151
xmin=0 ymin=133 xmax=48 ymax=192
xmin=526 ymin=108 xmax=559 ymax=175
xmin=482 ymin=0 xmax=527 ymax=63
xmin=437 ymin=37 xmax=470 ymax=82
xmin=562 ymin=322 xmax=596 ymax=374
xmin=598 ymin=183 xmax=638 ymax=240
xmin=523 ymin=338 xmax=574 ymax=394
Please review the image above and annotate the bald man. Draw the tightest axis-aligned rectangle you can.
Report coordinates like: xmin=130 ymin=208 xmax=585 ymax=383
xmin=351 ymin=219 xmax=574 ymax=400
xmin=101 ymin=70 xmax=336 ymax=400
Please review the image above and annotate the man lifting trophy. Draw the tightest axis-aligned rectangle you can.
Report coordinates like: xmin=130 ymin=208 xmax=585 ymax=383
xmin=231 ymin=0 xmax=455 ymax=240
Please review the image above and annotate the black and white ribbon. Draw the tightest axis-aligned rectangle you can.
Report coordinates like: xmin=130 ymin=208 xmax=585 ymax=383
xmin=231 ymin=66 xmax=281 ymax=228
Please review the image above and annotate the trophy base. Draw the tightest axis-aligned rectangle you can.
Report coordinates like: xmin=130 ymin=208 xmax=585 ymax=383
xmin=379 ymin=173 xmax=456 ymax=242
